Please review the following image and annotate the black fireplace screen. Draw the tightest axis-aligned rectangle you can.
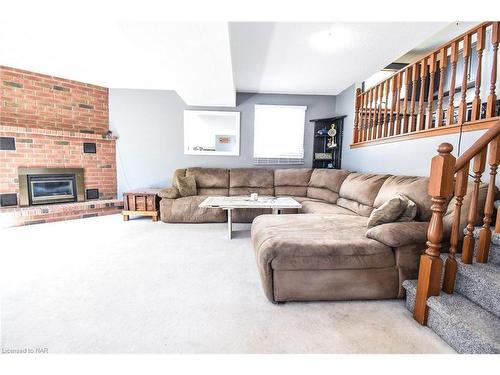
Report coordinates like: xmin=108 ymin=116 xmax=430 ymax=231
xmin=27 ymin=174 xmax=77 ymax=205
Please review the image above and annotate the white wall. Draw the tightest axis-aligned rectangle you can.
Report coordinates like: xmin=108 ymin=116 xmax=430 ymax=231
xmin=336 ymin=84 xmax=488 ymax=177
xmin=109 ymin=90 xmax=336 ymax=198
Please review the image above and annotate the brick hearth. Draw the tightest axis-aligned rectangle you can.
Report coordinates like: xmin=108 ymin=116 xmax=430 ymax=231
xmin=0 ymin=199 xmax=123 ymax=228
xmin=0 ymin=66 xmax=120 ymax=226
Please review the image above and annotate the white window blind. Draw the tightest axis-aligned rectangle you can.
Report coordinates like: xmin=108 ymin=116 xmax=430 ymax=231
xmin=253 ymin=104 xmax=307 ymax=165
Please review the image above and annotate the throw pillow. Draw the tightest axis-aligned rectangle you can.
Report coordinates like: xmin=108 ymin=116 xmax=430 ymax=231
xmin=396 ymin=193 xmax=417 ymax=222
xmin=367 ymin=195 xmax=407 ymax=227
xmin=175 ymin=175 xmax=197 ymax=197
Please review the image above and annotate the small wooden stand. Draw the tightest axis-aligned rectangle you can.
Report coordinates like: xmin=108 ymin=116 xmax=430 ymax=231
xmin=122 ymin=188 xmax=161 ymax=222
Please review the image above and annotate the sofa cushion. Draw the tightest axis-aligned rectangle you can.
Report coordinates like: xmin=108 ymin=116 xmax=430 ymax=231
xmin=252 ymin=214 xmax=394 ymax=271
xmin=158 ymin=187 xmax=180 ymax=199
xmin=367 ymin=195 xmax=407 ymax=227
xmin=306 ymin=187 xmax=339 ymax=204
xmin=339 ymin=172 xmax=390 ymax=207
xmin=306 ymin=169 xmax=351 ymax=204
xmin=397 ymin=194 xmax=418 ymax=222
xmin=275 ymin=186 xmax=307 ymax=197
xmin=230 ymin=168 xmax=274 ymax=188
xmin=197 ymin=188 xmax=229 ymax=196
xmin=299 ymin=201 xmax=357 ymax=215
xmin=186 ymin=167 xmax=229 ymax=188
xmin=160 ymin=195 xmax=227 ymax=223
xmin=175 ymin=175 xmax=197 ymax=197
xmin=308 ymin=169 xmax=351 ymax=192
xmin=336 ymin=197 xmax=374 ymax=217
xmin=365 ymin=221 xmax=429 ymax=248
xmin=274 ymin=168 xmax=312 ymax=191
xmin=373 ymin=175 xmax=431 ymax=221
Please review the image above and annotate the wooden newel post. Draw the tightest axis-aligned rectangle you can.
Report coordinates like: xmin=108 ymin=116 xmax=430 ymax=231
xmin=413 ymin=143 xmax=455 ymax=325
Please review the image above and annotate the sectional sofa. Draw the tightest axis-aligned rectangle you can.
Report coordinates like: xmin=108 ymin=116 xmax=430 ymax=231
xmin=159 ymin=167 xmax=486 ymax=303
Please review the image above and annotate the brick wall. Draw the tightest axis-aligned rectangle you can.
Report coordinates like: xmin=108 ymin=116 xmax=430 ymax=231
xmin=0 ymin=126 xmax=116 ymax=199
xmin=0 ymin=66 xmax=117 ymax=206
xmin=1 ymin=66 xmax=108 ymax=134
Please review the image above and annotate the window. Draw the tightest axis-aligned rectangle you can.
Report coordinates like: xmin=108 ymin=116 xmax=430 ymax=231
xmin=184 ymin=110 xmax=240 ymax=156
xmin=253 ymin=104 xmax=307 ymax=165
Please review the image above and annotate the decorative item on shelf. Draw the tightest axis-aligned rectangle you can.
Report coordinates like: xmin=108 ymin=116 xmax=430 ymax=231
xmin=316 ymin=128 xmax=328 ymax=136
xmin=104 ymin=130 xmax=116 ymax=140
xmin=327 ymin=124 xmax=337 ymax=137
xmin=326 ymin=138 xmax=337 ymax=149
xmin=314 ymin=152 xmax=333 ymax=160
xmin=327 ymin=162 xmax=334 ymax=168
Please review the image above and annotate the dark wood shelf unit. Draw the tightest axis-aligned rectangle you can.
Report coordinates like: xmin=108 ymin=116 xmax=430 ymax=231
xmin=310 ymin=115 xmax=346 ymax=169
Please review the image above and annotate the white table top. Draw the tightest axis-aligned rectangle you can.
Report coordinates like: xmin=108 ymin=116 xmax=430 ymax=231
xmin=199 ymin=196 xmax=302 ymax=209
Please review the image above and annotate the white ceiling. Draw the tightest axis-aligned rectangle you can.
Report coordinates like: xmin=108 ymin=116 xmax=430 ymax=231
xmin=0 ymin=21 xmax=459 ymax=105
xmin=229 ymin=22 xmax=449 ymax=96
xmin=0 ymin=22 xmax=236 ymax=107
xmin=396 ymin=22 xmax=480 ymax=63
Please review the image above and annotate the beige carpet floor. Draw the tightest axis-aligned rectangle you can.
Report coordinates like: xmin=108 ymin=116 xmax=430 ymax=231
xmin=1 ymin=214 xmax=454 ymax=353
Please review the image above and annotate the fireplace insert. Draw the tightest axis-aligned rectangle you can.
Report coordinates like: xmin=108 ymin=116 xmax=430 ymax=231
xmin=18 ymin=167 xmax=85 ymax=206
xmin=27 ymin=174 xmax=77 ymax=205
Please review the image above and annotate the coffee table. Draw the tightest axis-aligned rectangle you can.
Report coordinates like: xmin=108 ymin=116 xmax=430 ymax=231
xmin=199 ymin=196 xmax=301 ymax=239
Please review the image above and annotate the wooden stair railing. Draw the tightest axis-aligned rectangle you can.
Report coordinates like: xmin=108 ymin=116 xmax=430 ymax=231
xmin=413 ymin=120 xmax=500 ymax=325
xmin=352 ymin=22 xmax=500 ymax=148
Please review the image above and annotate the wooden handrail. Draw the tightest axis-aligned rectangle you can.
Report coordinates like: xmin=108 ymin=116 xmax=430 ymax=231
xmin=413 ymin=119 xmax=500 ymax=326
xmin=455 ymin=120 xmax=500 ymax=171
xmin=352 ymin=22 xmax=500 ymax=148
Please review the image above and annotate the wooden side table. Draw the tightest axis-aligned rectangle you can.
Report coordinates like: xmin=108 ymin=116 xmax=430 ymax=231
xmin=122 ymin=188 xmax=161 ymax=221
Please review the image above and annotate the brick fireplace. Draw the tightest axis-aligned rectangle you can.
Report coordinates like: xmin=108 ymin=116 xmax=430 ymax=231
xmin=0 ymin=66 xmax=122 ymax=226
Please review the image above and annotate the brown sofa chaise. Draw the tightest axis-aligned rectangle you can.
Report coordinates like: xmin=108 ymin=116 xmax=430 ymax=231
xmin=159 ymin=167 xmax=487 ymax=303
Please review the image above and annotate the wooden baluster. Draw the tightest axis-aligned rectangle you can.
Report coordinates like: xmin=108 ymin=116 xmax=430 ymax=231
xmin=353 ymin=88 xmax=362 ymax=144
xmin=418 ymin=58 xmax=429 ymax=130
xmin=382 ymin=80 xmax=390 ymax=137
xmin=388 ymin=76 xmax=398 ymax=136
xmin=360 ymin=91 xmax=366 ymax=142
xmin=477 ymin=136 xmax=500 ymax=262
xmin=362 ymin=92 xmax=369 ymax=142
xmin=414 ymin=143 xmax=455 ymax=325
xmin=409 ymin=64 xmax=419 ymax=131
xmin=458 ymin=35 xmax=472 ymax=124
xmin=377 ymin=82 xmax=385 ymax=138
xmin=442 ymin=163 xmax=469 ymax=294
xmin=359 ymin=92 xmax=365 ymax=142
xmin=366 ymin=89 xmax=373 ymax=141
xmin=402 ymin=68 xmax=411 ymax=133
xmin=472 ymin=26 xmax=486 ymax=121
xmin=486 ymin=22 xmax=499 ymax=118
xmin=446 ymin=41 xmax=459 ymax=125
xmin=376 ymin=84 xmax=384 ymax=139
xmin=426 ymin=53 xmax=437 ymax=129
xmin=436 ymin=47 xmax=448 ymax=127
xmin=373 ymin=85 xmax=381 ymax=140
xmin=462 ymin=148 xmax=487 ymax=264
xmin=496 ymin=207 xmax=500 ymax=234
xmin=395 ymin=71 xmax=403 ymax=135
xmin=371 ymin=87 xmax=376 ymax=140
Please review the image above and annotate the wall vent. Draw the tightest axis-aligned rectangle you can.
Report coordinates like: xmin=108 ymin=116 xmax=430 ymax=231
xmin=83 ymin=142 xmax=96 ymax=153
xmin=0 ymin=137 xmax=16 ymax=151
xmin=0 ymin=193 xmax=18 ymax=207
xmin=86 ymin=188 xmax=99 ymax=200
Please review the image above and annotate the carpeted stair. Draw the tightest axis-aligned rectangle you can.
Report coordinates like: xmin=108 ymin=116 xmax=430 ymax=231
xmin=403 ymin=225 xmax=500 ymax=354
